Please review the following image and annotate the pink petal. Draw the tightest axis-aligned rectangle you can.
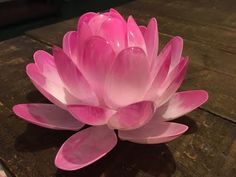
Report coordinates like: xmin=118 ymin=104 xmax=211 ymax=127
xmin=145 ymin=50 xmax=172 ymax=100
xmin=53 ymin=47 xmax=99 ymax=106
xmin=157 ymin=90 xmax=208 ymax=121
xmin=162 ymin=36 xmax=183 ymax=71
xmin=104 ymin=47 xmax=150 ymax=108
xmin=26 ymin=64 xmax=80 ymax=109
xmin=67 ymin=105 xmax=116 ymax=126
xmin=33 ymin=50 xmax=63 ymax=85
xmin=55 ymin=126 xmax=117 ymax=170
xmin=80 ymin=36 xmax=115 ymax=101
xmin=155 ymin=58 xmax=188 ymax=107
xmin=108 ymin=101 xmax=154 ymax=130
xmin=63 ymin=31 xmax=79 ymax=64
xmin=127 ymin=16 xmax=146 ymax=52
xmin=98 ymin=16 xmax=126 ymax=53
xmin=77 ymin=22 xmax=93 ymax=63
xmin=118 ymin=120 xmax=188 ymax=144
xmin=77 ymin=12 xmax=97 ymax=30
xmin=144 ymin=18 xmax=158 ymax=64
xmin=13 ymin=104 xmax=84 ymax=130
xmin=88 ymin=14 xmax=109 ymax=34
xmin=109 ymin=8 xmax=125 ymax=21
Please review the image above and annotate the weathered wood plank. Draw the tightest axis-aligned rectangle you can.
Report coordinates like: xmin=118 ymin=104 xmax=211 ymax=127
xmin=26 ymin=18 xmax=236 ymax=122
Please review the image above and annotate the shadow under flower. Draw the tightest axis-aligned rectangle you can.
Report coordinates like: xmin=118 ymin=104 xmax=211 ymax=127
xmin=55 ymin=141 xmax=176 ymax=177
xmin=14 ymin=124 xmax=74 ymax=152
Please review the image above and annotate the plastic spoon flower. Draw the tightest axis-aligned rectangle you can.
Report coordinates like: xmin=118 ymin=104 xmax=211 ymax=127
xmin=13 ymin=9 xmax=208 ymax=170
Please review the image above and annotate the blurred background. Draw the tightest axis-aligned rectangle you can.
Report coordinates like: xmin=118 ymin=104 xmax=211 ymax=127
xmin=0 ymin=0 xmax=131 ymax=41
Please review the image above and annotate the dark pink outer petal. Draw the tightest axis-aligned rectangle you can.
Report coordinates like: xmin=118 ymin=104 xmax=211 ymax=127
xmin=108 ymin=101 xmax=154 ymax=130
xmin=13 ymin=104 xmax=84 ymax=130
xmin=67 ymin=105 xmax=116 ymax=126
xmin=157 ymin=90 xmax=208 ymax=121
xmin=53 ymin=47 xmax=99 ymax=106
xmin=104 ymin=47 xmax=150 ymax=108
xmin=55 ymin=126 xmax=117 ymax=171
xmin=118 ymin=120 xmax=188 ymax=144
xmin=77 ymin=12 xmax=97 ymax=30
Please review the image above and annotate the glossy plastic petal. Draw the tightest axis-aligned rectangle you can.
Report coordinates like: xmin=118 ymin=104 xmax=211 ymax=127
xmin=144 ymin=18 xmax=158 ymax=64
xmin=119 ymin=120 xmax=188 ymax=144
xmin=157 ymin=90 xmax=208 ymax=121
xmin=67 ymin=105 xmax=116 ymax=125
xmin=108 ymin=101 xmax=154 ymax=130
xmin=127 ymin=16 xmax=146 ymax=52
xmin=55 ymin=126 xmax=117 ymax=170
xmin=13 ymin=104 xmax=84 ymax=130
xmin=63 ymin=31 xmax=79 ymax=63
xmin=99 ymin=16 xmax=126 ymax=53
xmin=26 ymin=64 xmax=80 ymax=108
xmin=155 ymin=58 xmax=188 ymax=107
xmin=33 ymin=50 xmax=63 ymax=85
xmin=53 ymin=47 xmax=99 ymax=106
xmin=104 ymin=47 xmax=150 ymax=107
xmin=81 ymin=36 xmax=115 ymax=100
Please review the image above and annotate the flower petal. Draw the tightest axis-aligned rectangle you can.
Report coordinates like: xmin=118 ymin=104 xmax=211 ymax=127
xmin=80 ymin=36 xmax=115 ymax=100
xmin=155 ymin=58 xmax=188 ymax=107
xmin=67 ymin=105 xmax=116 ymax=126
xmin=63 ymin=31 xmax=79 ymax=63
xmin=33 ymin=50 xmax=63 ymax=85
xmin=108 ymin=101 xmax=154 ymax=130
xmin=13 ymin=104 xmax=84 ymax=130
xmin=162 ymin=36 xmax=183 ymax=71
xmin=88 ymin=14 xmax=109 ymax=34
xmin=99 ymin=16 xmax=126 ymax=53
xmin=157 ymin=90 xmax=208 ymax=121
xmin=145 ymin=50 xmax=171 ymax=100
xmin=144 ymin=18 xmax=158 ymax=64
xmin=139 ymin=25 xmax=147 ymax=36
xmin=26 ymin=64 xmax=80 ymax=109
xmin=55 ymin=126 xmax=117 ymax=170
xmin=104 ymin=47 xmax=150 ymax=107
xmin=118 ymin=120 xmax=188 ymax=144
xmin=53 ymin=47 xmax=99 ymax=106
xmin=77 ymin=12 xmax=97 ymax=30
xmin=127 ymin=16 xmax=146 ymax=52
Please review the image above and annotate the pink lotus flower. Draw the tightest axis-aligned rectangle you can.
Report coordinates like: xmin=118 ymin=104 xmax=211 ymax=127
xmin=13 ymin=9 xmax=208 ymax=170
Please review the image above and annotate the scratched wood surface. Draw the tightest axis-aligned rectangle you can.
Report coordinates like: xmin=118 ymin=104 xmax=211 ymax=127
xmin=0 ymin=0 xmax=236 ymax=176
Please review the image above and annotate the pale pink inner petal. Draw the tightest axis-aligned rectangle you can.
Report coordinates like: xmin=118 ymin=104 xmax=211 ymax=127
xmin=127 ymin=16 xmax=146 ymax=53
xmin=108 ymin=101 xmax=154 ymax=130
xmin=104 ymin=47 xmax=150 ymax=108
xmin=33 ymin=50 xmax=63 ymax=85
xmin=157 ymin=90 xmax=208 ymax=121
xmin=88 ymin=14 xmax=109 ymax=34
xmin=13 ymin=104 xmax=84 ymax=130
xmin=55 ymin=126 xmax=117 ymax=171
xmin=67 ymin=105 xmax=116 ymax=125
xmin=53 ymin=47 xmax=99 ymax=106
xmin=118 ymin=120 xmax=188 ymax=144
xmin=26 ymin=64 xmax=80 ymax=108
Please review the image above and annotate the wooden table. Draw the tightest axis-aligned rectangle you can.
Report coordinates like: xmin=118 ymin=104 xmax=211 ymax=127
xmin=0 ymin=0 xmax=236 ymax=176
